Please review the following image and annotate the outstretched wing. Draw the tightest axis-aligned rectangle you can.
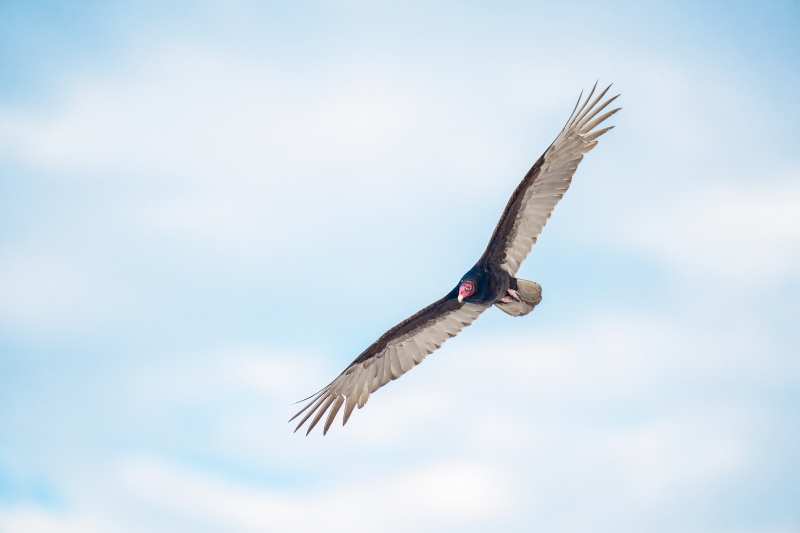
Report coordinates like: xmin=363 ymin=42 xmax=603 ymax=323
xmin=480 ymin=83 xmax=621 ymax=276
xmin=290 ymin=291 xmax=489 ymax=435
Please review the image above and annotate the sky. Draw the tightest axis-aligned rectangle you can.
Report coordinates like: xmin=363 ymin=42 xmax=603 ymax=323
xmin=1 ymin=0 xmax=799 ymax=531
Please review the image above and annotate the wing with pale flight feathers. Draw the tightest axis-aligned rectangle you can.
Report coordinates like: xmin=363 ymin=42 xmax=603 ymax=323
xmin=290 ymin=292 xmax=489 ymax=435
xmin=480 ymin=83 xmax=621 ymax=275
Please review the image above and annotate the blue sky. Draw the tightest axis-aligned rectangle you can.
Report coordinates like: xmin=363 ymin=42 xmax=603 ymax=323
xmin=1 ymin=1 xmax=799 ymax=531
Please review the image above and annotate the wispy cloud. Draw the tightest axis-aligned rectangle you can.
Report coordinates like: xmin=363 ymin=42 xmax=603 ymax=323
xmin=621 ymin=178 xmax=800 ymax=284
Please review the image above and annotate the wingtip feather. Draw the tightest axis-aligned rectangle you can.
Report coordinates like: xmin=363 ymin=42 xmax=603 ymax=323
xmin=342 ymin=394 xmax=357 ymax=425
xmin=323 ymin=395 xmax=345 ymax=435
xmin=574 ymin=83 xmax=612 ymax=126
xmin=580 ymin=107 xmax=621 ymax=134
xmin=565 ymin=89 xmax=584 ymax=126
xmin=305 ymin=395 xmax=335 ymax=435
xmin=571 ymin=82 xmax=598 ymax=126
xmin=577 ymin=93 xmax=620 ymax=130
xmin=288 ymin=390 xmax=325 ymax=423
xmin=292 ymin=393 xmax=328 ymax=433
xmin=582 ymin=125 xmax=614 ymax=142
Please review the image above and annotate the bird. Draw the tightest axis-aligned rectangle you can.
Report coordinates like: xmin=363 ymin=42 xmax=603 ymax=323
xmin=291 ymin=83 xmax=621 ymax=435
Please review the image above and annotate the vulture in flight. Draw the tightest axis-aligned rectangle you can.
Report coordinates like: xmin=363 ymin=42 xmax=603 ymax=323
xmin=291 ymin=83 xmax=620 ymax=435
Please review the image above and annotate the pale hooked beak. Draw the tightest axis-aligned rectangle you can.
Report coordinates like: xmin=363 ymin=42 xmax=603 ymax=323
xmin=457 ymin=284 xmax=471 ymax=303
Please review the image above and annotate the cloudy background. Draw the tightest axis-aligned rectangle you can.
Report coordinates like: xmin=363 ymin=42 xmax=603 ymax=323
xmin=1 ymin=1 xmax=799 ymax=531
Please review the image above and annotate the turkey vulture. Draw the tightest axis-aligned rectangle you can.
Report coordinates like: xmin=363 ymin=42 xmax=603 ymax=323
xmin=291 ymin=83 xmax=620 ymax=435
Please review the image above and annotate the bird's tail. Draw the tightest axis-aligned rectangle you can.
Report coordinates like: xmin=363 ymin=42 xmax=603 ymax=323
xmin=495 ymin=279 xmax=542 ymax=317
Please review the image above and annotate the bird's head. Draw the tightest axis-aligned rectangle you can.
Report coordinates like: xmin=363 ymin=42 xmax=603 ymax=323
xmin=457 ymin=279 xmax=476 ymax=303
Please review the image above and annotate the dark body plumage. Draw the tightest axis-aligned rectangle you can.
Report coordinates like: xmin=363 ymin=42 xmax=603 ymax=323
xmin=458 ymin=262 xmax=513 ymax=305
xmin=291 ymin=83 xmax=621 ymax=435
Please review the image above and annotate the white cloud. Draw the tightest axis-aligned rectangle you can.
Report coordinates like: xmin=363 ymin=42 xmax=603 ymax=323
xmin=134 ymin=346 xmax=326 ymax=402
xmin=0 ymin=45 xmax=521 ymax=255
xmin=621 ymin=178 xmax=800 ymax=284
xmin=0 ymin=456 xmax=507 ymax=533
xmin=603 ymin=415 xmax=746 ymax=504
xmin=0 ymin=46 xmax=497 ymax=185
xmin=0 ymin=506 xmax=114 ymax=533
xmin=0 ymin=251 xmax=99 ymax=334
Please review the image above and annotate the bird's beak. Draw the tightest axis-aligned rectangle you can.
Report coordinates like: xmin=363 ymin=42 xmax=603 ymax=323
xmin=458 ymin=294 xmax=464 ymax=303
